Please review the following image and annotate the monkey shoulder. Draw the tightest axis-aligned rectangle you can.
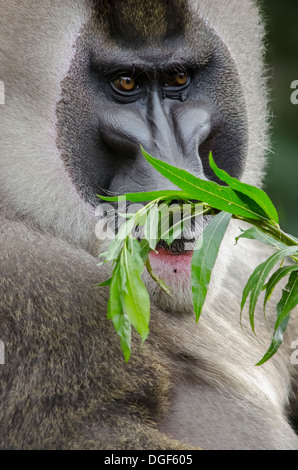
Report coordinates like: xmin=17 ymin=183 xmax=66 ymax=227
xmin=0 ymin=217 xmax=185 ymax=450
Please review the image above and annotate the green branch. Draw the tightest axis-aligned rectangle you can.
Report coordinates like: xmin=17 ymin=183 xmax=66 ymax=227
xmin=97 ymin=149 xmax=298 ymax=365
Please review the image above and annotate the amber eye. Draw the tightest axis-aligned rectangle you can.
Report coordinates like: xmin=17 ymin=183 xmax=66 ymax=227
xmin=167 ymin=72 xmax=189 ymax=87
xmin=113 ymin=76 xmax=137 ymax=92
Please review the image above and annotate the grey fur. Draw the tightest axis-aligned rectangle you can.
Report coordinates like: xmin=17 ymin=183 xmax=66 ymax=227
xmin=0 ymin=0 xmax=297 ymax=450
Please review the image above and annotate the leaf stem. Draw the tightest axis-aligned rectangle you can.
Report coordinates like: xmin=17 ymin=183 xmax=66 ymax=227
xmin=145 ymin=257 xmax=172 ymax=296
xmin=234 ymin=216 xmax=298 ymax=262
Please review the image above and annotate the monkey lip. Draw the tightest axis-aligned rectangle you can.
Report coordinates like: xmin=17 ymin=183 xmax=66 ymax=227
xmin=149 ymin=247 xmax=193 ymax=276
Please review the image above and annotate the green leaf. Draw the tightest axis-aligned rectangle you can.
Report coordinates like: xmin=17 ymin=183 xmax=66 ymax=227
xmin=235 ymin=227 xmax=287 ymax=251
xmin=255 ymin=321 xmax=289 ymax=366
xmin=209 ymin=152 xmax=279 ymax=224
xmin=241 ymin=246 xmax=298 ymax=333
xmin=103 ymin=213 xmax=138 ymax=264
xmin=108 ymin=304 xmax=132 ymax=363
xmin=116 ymin=213 xmax=138 ymax=243
xmin=159 ymin=203 xmax=185 ymax=245
xmin=256 ymin=271 xmax=298 ymax=365
xmin=98 ymin=190 xmax=192 ymax=203
xmin=138 ymin=238 xmax=152 ymax=264
xmin=107 ymin=265 xmax=122 ymax=320
xmin=191 ymin=212 xmax=232 ymax=322
xmin=96 ymin=277 xmax=112 ymax=287
xmin=143 ymin=203 xmax=161 ymax=250
xmin=106 ymin=238 xmax=151 ymax=361
xmin=107 ymin=264 xmax=132 ymax=362
xmin=141 ymin=148 xmax=269 ymax=221
xmin=240 ymin=261 xmax=267 ymax=330
xmin=104 ymin=239 xmax=123 ymax=263
xmin=159 ymin=204 xmax=205 ymax=246
xmin=127 ymin=237 xmax=146 ymax=273
xmin=263 ymin=265 xmax=298 ymax=313
xmin=121 ymin=242 xmax=150 ymax=341
xmin=274 ymin=270 xmax=298 ymax=331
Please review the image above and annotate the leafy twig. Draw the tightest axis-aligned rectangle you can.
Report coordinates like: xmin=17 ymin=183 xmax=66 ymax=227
xmin=97 ymin=150 xmax=298 ymax=364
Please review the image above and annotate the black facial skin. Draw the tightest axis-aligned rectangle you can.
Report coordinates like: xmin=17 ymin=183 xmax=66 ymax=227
xmin=56 ymin=11 xmax=248 ymax=213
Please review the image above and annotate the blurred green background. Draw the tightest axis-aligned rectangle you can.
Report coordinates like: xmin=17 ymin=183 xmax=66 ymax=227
xmin=262 ymin=0 xmax=298 ymax=236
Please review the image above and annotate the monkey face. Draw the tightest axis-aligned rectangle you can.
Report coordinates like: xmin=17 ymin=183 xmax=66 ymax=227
xmin=55 ymin=2 xmax=248 ymax=284
xmin=0 ymin=0 xmax=265 ymax=274
xmin=56 ymin=18 xmax=247 ymax=203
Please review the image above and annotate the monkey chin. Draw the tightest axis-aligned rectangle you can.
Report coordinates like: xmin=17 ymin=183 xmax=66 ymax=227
xmin=143 ymin=226 xmax=235 ymax=315
xmin=146 ymin=248 xmax=194 ymax=314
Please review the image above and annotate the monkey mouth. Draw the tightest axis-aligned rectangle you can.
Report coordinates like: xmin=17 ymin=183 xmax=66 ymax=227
xmin=148 ymin=238 xmax=195 ymax=279
xmin=149 ymin=244 xmax=193 ymax=278
xmin=154 ymin=238 xmax=194 ymax=255
xmin=146 ymin=214 xmax=212 ymax=278
xmin=151 ymin=212 xmax=212 ymax=254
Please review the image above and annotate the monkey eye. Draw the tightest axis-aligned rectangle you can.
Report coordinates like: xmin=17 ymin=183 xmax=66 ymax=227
xmin=166 ymin=72 xmax=189 ymax=87
xmin=112 ymin=76 xmax=138 ymax=93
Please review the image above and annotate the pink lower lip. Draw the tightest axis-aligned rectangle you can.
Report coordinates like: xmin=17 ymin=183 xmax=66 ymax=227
xmin=149 ymin=247 xmax=193 ymax=275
